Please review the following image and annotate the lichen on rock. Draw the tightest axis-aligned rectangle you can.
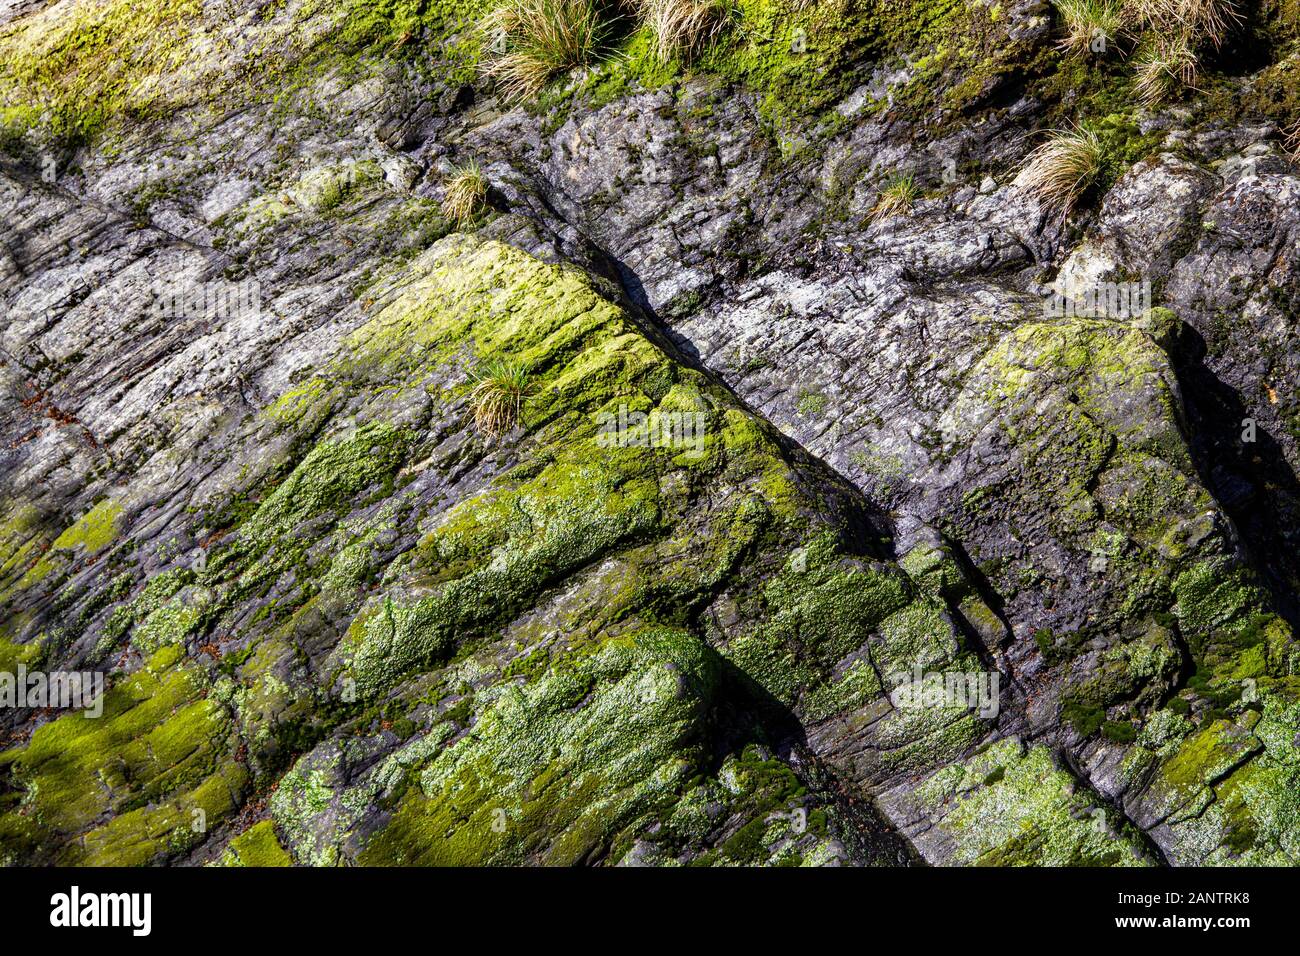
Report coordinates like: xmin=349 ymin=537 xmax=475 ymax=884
xmin=5 ymin=0 xmax=1300 ymax=871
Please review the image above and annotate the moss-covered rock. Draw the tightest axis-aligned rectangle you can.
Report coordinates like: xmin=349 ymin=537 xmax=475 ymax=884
xmin=896 ymin=737 xmax=1155 ymax=866
xmin=0 ymin=646 xmax=246 ymax=865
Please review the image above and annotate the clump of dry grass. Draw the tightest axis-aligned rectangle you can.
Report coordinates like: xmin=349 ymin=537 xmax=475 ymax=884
xmin=1107 ymin=0 xmax=1241 ymax=110
xmin=480 ymin=0 xmax=605 ymax=103
xmin=1052 ymin=0 xmax=1123 ymax=56
xmin=1132 ymin=0 xmax=1240 ymax=49
xmin=867 ymin=173 xmax=918 ymax=224
xmin=1132 ymin=34 xmax=1198 ymax=106
xmin=441 ymin=161 xmax=488 ymax=227
xmin=470 ymin=359 xmax=533 ymax=438
xmin=1287 ymin=120 xmax=1300 ymax=159
xmin=1014 ymin=127 xmax=1104 ymax=215
xmin=637 ymin=0 xmax=730 ymax=62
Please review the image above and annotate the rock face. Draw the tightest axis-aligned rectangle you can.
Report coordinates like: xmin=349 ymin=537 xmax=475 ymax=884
xmin=2 ymin=0 xmax=1300 ymax=867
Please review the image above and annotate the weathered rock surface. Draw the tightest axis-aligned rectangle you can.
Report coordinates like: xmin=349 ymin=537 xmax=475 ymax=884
xmin=3 ymin=0 xmax=1300 ymax=866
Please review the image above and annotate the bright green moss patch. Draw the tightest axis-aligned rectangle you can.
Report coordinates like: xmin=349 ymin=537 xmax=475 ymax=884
xmin=0 ymin=0 xmax=490 ymax=149
xmin=1173 ymin=562 xmax=1265 ymax=643
xmin=79 ymin=757 xmax=249 ymax=865
xmin=0 ymin=0 xmax=204 ymax=146
xmin=564 ymin=0 xmax=1030 ymax=128
xmin=306 ymin=236 xmax=831 ymax=697
xmin=0 ymin=637 xmax=40 ymax=674
xmin=292 ymin=0 xmax=491 ymax=85
xmin=721 ymin=534 xmax=913 ymax=707
xmin=356 ymin=627 xmax=719 ymax=865
xmin=1159 ymin=717 xmax=1261 ymax=794
xmin=1170 ymin=562 xmax=1294 ymax=692
xmin=0 ymin=646 xmax=243 ymax=863
xmin=333 ymin=444 xmax=668 ymax=694
xmin=802 ymin=659 xmax=883 ymax=722
xmin=1118 ymin=691 xmax=1300 ymax=863
xmin=216 ymin=820 xmax=294 ymax=867
xmin=332 ymin=235 xmax=660 ymax=412
xmin=17 ymin=500 xmax=123 ymax=590
xmin=711 ymin=745 xmax=811 ymax=864
xmin=241 ymin=422 xmax=409 ymax=547
xmin=0 ymin=503 xmax=49 ymax=601
xmin=967 ymin=318 xmax=1176 ymax=427
xmin=914 ymin=737 xmax=1153 ymax=866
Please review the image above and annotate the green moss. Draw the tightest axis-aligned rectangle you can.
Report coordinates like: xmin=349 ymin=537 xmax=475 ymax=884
xmin=269 ymin=760 xmax=339 ymax=866
xmin=1173 ymin=562 xmax=1263 ymax=643
xmin=99 ymin=568 xmax=194 ymax=648
xmin=899 ymin=542 xmax=968 ymax=600
xmin=1159 ymin=717 xmax=1261 ymax=793
xmin=242 ymin=423 xmax=408 ymax=545
xmin=331 ymin=440 xmax=670 ymax=694
xmin=234 ymin=161 xmax=386 ymax=231
xmin=0 ymin=0 xmax=204 ymax=147
xmin=216 ymin=820 xmax=294 ymax=867
xmin=722 ymin=536 xmax=913 ymax=707
xmin=355 ymin=628 xmax=720 ymax=865
xmin=1086 ymin=113 xmax=1163 ymax=192
xmin=79 ymin=758 xmax=248 ymax=865
xmin=308 ymin=236 xmax=828 ymax=697
xmin=1242 ymin=48 xmax=1300 ymax=132
xmin=802 ymin=658 xmax=883 ymax=722
xmin=794 ymin=389 xmax=828 ymax=416
xmin=1102 ymin=720 xmax=1137 ymax=743
xmin=18 ymin=500 xmax=123 ymax=590
xmin=1135 ymin=707 xmax=1281 ymax=858
xmin=968 ymin=318 xmax=1176 ymax=428
xmin=945 ymin=310 xmax=1292 ymax=694
xmin=0 ymin=503 xmax=50 ymax=600
xmin=1061 ymin=698 xmax=1100 ymax=738
xmin=0 ymin=645 xmax=244 ymax=863
xmin=1034 ymin=627 xmax=1069 ymax=665
xmin=0 ymin=0 xmax=498 ymax=149
xmin=914 ymin=737 xmax=1152 ymax=866
xmin=555 ymin=0 xmax=1035 ymax=132
xmin=0 ymin=637 xmax=41 ymax=674
xmin=872 ymin=704 xmax=986 ymax=777
xmin=133 ymin=603 xmax=203 ymax=654
xmin=295 ymin=0 xmax=488 ymax=84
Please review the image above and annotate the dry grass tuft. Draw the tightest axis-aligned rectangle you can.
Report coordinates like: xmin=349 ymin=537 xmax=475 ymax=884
xmin=867 ymin=173 xmax=919 ymax=224
xmin=480 ymin=0 xmax=605 ymax=103
xmin=636 ymin=0 xmax=731 ymax=62
xmin=470 ymin=359 xmax=533 ymax=438
xmin=1052 ymin=0 xmax=1123 ymax=56
xmin=1132 ymin=0 xmax=1241 ymax=49
xmin=1132 ymin=34 xmax=1198 ymax=106
xmin=1014 ymin=127 xmax=1105 ymax=216
xmin=442 ymin=161 xmax=488 ymax=227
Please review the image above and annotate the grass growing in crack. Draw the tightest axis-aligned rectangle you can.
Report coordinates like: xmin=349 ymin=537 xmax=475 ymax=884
xmin=442 ymin=161 xmax=488 ymax=228
xmin=1132 ymin=34 xmax=1198 ymax=106
xmin=867 ymin=173 xmax=918 ymax=224
xmin=1051 ymin=0 xmax=1123 ymax=56
xmin=470 ymin=360 xmax=534 ymax=438
xmin=480 ymin=0 xmax=607 ymax=103
xmin=1132 ymin=0 xmax=1241 ymax=50
xmin=1040 ymin=0 xmax=1240 ymax=111
xmin=1014 ymin=127 xmax=1104 ymax=216
xmin=636 ymin=0 xmax=731 ymax=62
